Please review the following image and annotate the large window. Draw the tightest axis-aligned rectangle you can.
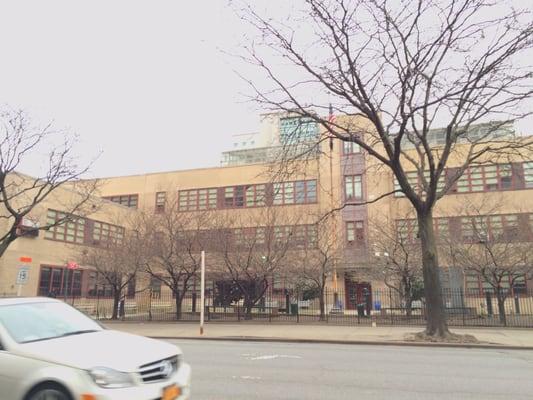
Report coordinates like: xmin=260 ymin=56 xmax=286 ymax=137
xmin=293 ymin=225 xmax=318 ymax=248
xmin=224 ymin=184 xmax=266 ymax=208
xmin=461 ymin=214 xmax=520 ymax=242
xmin=456 ymin=164 xmax=513 ymax=193
xmin=87 ymin=271 xmax=114 ymax=298
xmin=150 ymin=276 xmax=162 ymax=299
xmin=178 ymin=188 xmax=217 ymax=211
xmin=346 ymin=221 xmax=364 ymax=245
xmin=102 ymin=194 xmax=138 ymax=208
xmin=524 ymin=162 xmax=533 ymax=189
xmin=273 ymin=180 xmax=317 ymax=205
xmin=92 ymin=221 xmax=125 ymax=246
xmin=394 ymin=171 xmax=445 ymax=197
xmin=155 ymin=192 xmax=166 ymax=213
xmin=38 ymin=266 xmax=82 ymax=297
xmin=343 ymin=141 xmax=361 ymax=155
xmin=344 ymin=175 xmax=362 ymax=200
xmin=44 ymin=210 xmax=86 ymax=244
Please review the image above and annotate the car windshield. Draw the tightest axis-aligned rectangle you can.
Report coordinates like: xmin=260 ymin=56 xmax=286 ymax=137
xmin=0 ymin=301 xmax=102 ymax=344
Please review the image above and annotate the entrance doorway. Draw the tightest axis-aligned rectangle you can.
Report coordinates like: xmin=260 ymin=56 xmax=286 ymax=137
xmin=344 ymin=277 xmax=372 ymax=312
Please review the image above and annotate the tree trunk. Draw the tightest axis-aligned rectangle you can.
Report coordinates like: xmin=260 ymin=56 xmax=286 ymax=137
xmin=244 ymin=296 xmax=254 ymax=320
xmin=174 ymin=291 xmax=183 ymax=321
xmin=405 ymin=295 xmax=413 ymax=317
xmin=112 ymin=290 xmax=121 ymax=320
xmin=496 ymin=290 xmax=507 ymax=327
xmin=417 ymin=210 xmax=449 ymax=337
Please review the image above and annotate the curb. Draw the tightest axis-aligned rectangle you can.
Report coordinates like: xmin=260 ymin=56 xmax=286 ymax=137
xmin=146 ymin=335 xmax=533 ymax=351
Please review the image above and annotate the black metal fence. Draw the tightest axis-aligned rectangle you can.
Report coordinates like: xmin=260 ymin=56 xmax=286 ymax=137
xmin=71 ymin=287 xmax=533 ymax=328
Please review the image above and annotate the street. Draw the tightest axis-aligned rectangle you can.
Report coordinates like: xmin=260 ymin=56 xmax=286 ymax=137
xmin=173 ymin=340 xmax=533 ymax=400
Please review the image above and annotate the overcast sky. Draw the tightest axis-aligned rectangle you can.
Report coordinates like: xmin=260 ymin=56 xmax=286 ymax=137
xmin=1 ymin=0 xmax=531 ymax=178
xmin=0 ymin=0 xmax=260 ymax=178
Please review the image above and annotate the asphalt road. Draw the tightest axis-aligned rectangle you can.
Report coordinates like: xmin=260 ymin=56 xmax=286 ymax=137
xmin=170 ymin=339 xmax=533 ymax=400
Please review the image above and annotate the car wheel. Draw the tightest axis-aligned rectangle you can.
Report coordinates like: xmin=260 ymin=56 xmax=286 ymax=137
xmin=26 ymin=383 xmax=72 ymax=400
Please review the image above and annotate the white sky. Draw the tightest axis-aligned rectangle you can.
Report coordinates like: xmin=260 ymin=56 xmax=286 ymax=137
xmin=1 ymin=0 xmax=531 ymax=178
xmin=0 ymin=0 xmax=258 ymax=177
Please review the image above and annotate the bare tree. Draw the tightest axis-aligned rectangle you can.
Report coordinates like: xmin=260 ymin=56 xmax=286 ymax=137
xmin=212 ymin=208 xmax=297 ymax=320
xmin=447 ymin=204 xmax=533 ymax=326
xmin=141 ymin=199 xmax=210 ymax=320
xmin=289 ymin=215 xmax=339 ymax=321
xmin=235 ymin=0 xmax=533 ymax=337
xmin=81 ymin=227 xmax=146 ymax=319
xmin=370 ymin=215 xmax=423 ymax=316
xmin=0 ymin=108 xmax=97 ymax=257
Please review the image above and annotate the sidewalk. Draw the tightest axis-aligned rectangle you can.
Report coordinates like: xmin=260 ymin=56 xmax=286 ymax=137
xmin=102 ymin=321 xmax=533 ymax=349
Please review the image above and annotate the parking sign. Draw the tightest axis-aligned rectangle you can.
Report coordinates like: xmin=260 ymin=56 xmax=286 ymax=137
xmin=16 ymin=266 xmax=30 ymax=285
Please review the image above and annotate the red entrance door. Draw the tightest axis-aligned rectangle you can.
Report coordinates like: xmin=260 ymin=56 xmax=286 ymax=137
xmin=344 ymin=279 xmax=372 ymax=311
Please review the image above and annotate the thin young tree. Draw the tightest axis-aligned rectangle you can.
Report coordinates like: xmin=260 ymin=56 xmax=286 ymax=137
xmin=447 ymin=203 xmax=533 ymax=326
xmin=370 ymin=215 xmax=424 ymax=316
xmin=81 ymin=226 xmax=146 ymax=319
xmin=289 ymin=215 xmax=338 ymax=321
xmin=235 ymin=0 xmax=533 ymax=337
xmin=142 ymin=199 xmax=210 ymax=320
xmin=0 ymin=108 xmax=98 ymax=258
xmin=213 ymin=208 xmax=296 ymax=320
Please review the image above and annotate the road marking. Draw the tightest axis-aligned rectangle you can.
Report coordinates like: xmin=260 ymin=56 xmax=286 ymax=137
xmin=246 ymin=354 xmax=303 ymax=361
xmin=232 ymin=375 xmax=262 ymax=380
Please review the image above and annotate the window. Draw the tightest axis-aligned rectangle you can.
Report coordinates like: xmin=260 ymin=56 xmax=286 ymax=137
xmin=274 ymin=226 xmax=292 ymax=243
xmin=45 ymin=210 xmax=86 ymax=244
xmin=38 ymin=266 xmax=82 ymax=297
xmin=346 ymin=221 xmax=364 ymax=244
xmin=456 ymin=164 xmax=514 ymax=193
xmin=462 ymin=214 xmax=519 ymax=242
xmin=150 ymin=276 xmax=162 ymax=299
xmin=524 ymin=162 xmax=533 ymax=189
xmin=103 ymin=194 xmax=138 ymax=208
xmin=93 ymin=221 xmax=124 ymax=246
xmin=87 ymin=271 xmax=114 ymax=298
xmin=178 ymin=188 xmax=217 ymax=211
xmin=396 ymin=219 xmax=417 ymax=242
xmin=273 ymin=180 xmax=317 ymax=205
xmin=343 ymin=141 xmax=361 ymax=154
xmin=512 ymin=275 xmax=527 ymax=294
xmin=394 ymin=171 xmax=445 ymax=197
xmin=224 ymin=184 xmax=266 ymax=208
xmin=461 ymin=217 xmax=486 ymax=242
xmin=155 ymin=192 xmax=166 ymax=213
xmin=126 ymin=277 xmax=137 ymax=298
xmin=291 ymin=225 xmax=317 ymax=248
xmin=434 ymin=218 xmax=449 ymax=239
xmin=344 ymin=175 xmax=362 ymax=200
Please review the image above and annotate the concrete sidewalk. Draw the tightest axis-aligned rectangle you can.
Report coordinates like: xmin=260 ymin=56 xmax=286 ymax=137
xmin=102 ymin=321 xmax=533 ymax=349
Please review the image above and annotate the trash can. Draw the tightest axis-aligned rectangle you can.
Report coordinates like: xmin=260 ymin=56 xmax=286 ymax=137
xmin=290 ymin=303 xmax=299 ymax=315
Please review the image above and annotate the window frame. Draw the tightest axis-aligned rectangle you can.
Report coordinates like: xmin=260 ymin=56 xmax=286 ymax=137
xmin=155 ymin=192 xmax=166 ymax=213
xmin=38 ymin=265 xmax=83 ymax=298
xmin=344 ymin=175 xmax=363 ymax=201
xmin=102 ymin=194 xmax=139 ymax=209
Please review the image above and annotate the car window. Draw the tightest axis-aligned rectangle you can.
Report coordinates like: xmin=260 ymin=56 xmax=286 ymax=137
xmin=0 ymin=302 xmax=102 ymax=344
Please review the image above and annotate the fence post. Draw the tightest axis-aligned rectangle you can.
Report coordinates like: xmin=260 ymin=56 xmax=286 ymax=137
xmin=296 ymin=289 xmax=300 ymax=324
xmin=389 ymin=289 xmax=393 ymax=325
xmin=325 ymin=287 xmax=329 ymax=324
xmin=460 ymin=289 xmax=466 ymax=326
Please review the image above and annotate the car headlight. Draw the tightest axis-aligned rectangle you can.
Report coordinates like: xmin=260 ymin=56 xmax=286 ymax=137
xmin=89 ymin=367 xmax=134 ymax=389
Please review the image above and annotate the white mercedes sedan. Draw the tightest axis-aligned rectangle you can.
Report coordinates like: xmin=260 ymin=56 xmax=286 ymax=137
xmin=0 ymin=297 xmax=191 ymax=400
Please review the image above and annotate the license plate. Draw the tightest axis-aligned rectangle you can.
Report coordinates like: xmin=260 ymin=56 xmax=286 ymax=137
xmin=162 ymin=384 xmax=181 ymax=400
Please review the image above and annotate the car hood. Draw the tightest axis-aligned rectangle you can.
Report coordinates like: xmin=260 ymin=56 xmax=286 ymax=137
xmin=14 ymin=330 xmax=180 ymax=372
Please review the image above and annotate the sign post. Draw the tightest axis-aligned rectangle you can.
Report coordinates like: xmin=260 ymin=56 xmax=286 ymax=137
xmin=16 ymin=266 xmax=30 ymax=296
xmin=200 ymin=250 xmax=205 ymax=335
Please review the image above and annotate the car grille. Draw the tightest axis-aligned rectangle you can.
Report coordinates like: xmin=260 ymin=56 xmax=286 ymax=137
xmin=138 ymin=355 xmax=179 ymax=383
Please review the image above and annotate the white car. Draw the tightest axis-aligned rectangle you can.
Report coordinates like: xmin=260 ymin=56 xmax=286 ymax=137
xmin=0 ymin=297 xmax=191 ymax=400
